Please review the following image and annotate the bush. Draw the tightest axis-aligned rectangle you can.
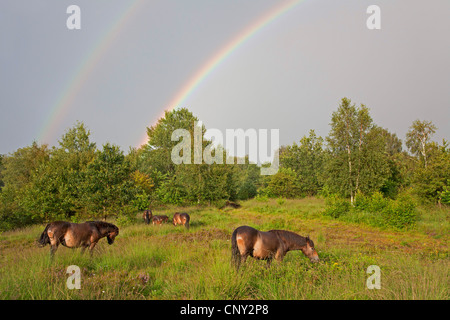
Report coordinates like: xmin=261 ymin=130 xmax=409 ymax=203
xmin=439 ymin=182 xmax=450 ymax=205
xmin=325 ymin=192 xmax=417 ymax=229
xmin=354 ymin=191 xmax=388 ymax=213
xmin=115 ymin=205 xmax=137 ymax=227
xmin=254 ymin=193 xmax=269 ymax=202
xmin=381 ymin=194 xmax=417 ymax=229
xmin=353 ymin=192 xmax=369 ymax=212
xmin=237 ymin=180 xmax=258 ymax=200
xmin=323 ymin=195 xmax=351 ymax=218
xmin=258 ymin=168 xmax=302 ymax=199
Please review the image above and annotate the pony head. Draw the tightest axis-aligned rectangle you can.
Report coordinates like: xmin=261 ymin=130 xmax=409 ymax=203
xmin=106 ymin=224 xmax=119 ymax=245
xmin=303 ymin=236 xmax=319 ymax=263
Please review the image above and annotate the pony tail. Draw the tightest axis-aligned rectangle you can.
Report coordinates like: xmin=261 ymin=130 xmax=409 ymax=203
xmin=38 ymin=223 xmax=51 ymax=247
xmin=185 ymin=215 xmax=190 ymax=230
xmin=231 ymin=228 xmax=241 ymax=269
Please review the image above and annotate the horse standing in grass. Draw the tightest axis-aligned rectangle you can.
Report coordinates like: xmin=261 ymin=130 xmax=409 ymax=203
xmin=143 ymin=209 xmax=153 ymax=225
xmin=231 ymin=225 xmax=319 ymax=269
xmin=152 ymin=215 xmax=169 ymax=225
xmin=38 ymin=221 xmax=119 ymax=258
xmin=173 ymin=212 xmax=190 ymax=229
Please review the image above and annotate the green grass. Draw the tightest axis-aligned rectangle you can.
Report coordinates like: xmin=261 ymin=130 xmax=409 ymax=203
xmin=0 ymin=198 xmax=448 ymax=300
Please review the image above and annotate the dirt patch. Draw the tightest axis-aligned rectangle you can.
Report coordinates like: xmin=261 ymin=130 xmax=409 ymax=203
xmin=319 ymin=222 xmax=448 ymax=255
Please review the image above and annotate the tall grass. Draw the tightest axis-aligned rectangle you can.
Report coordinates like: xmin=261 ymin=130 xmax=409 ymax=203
xmin=0 ymin=199 xmax=448 ymax=300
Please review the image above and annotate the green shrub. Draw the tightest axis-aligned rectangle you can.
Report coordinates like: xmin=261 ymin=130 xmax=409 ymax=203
xmin=258 ymin=168 xmax=301 ymax=199
xmin=439 ymin=182 xmax=450 ymax=205
xmin=326 ymin=191 xmax=417 ymax=230
xmin=367 ymin=192 xmax=389 ymax=213
xmin=237 ymin=180 xmax=258 ymax=200
xmin=115 ymin=205 xmax=137 ymax=227
xmin=381 ymin=194 xmax=417 ymax=229
xmin=353 ymin=192 xmax=370 ymax=212
xmin=254 ymin=193 xmax=269 ymax=202
xmin=354 ymin=191 xmax=388 ymax=213
xmin=324 ymin=195 xmax=350 ymax=218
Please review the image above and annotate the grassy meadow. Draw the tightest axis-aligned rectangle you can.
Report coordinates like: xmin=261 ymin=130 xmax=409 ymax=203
xmin=0 ymin=198 xmax=448 ymax=300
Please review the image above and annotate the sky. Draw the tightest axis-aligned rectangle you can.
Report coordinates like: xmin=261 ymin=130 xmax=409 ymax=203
xmin=1 ymin=0 xmax=449 ymax=156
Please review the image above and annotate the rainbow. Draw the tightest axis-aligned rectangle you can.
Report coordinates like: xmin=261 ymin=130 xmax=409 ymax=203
xmin=38 ymin=0 xmax=305 ymax=147
xmin=138 ymin=0 xmax=304 ymax=147
xmin=38 ymin=0 xmax=144 ymax=143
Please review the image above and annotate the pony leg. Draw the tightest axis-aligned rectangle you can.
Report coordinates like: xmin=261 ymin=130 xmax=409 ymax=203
xmin=266 ymin=252 xmax=283 ymax=268
xmin=239 ymin=253 xmax=250 ymax=269
xmin=50 ymin=244 xmax=58 ymax=260
xmin=232 ymin=252 xmax=248 ymax=271
xmin=47 ymin=229 xmax=59 ymax=260
xmin=274 ymin=251 xmax=285 ymax=262
xmin=88 ymin=243 xmax=97 ymax=257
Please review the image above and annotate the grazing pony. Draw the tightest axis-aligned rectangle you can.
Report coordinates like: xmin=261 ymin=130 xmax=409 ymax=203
xmin=173 ymin=212 xmax=190 ymax=229
xmin=152 ymin=215 xmax=169 ymax=225
xmin=38 ymin=221 xmax=119 ymax=258
xmin=143 ymin=209 xmax=153 ymax=225
xmin=231 ymin=225 xmax=319 ymax=269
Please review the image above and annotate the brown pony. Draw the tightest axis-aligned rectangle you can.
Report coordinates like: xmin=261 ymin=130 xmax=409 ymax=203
xmin=143 ymin=209 xmax=153 ymax=225
xmin=231 ymin=225 xmax=319 ymax=269
xmin=38 ymin=221 xmax=119 ymax=258
xmin=152 ymin=215 xmax=169 ymax=225
xmin=173 ymin=212 xmax=190 ymax=229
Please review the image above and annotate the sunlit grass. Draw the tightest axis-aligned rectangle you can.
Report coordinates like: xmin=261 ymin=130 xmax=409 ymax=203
xmin=0 ymin=199 xmax=448 ymax=300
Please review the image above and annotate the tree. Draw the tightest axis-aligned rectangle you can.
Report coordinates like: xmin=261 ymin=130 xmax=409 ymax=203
xmin=378 ymin=128 xmax=403 ymax=156
xmin=144 ymin=108 xmax=204 ymax=176
xmin=0 ymin=154 xmax=4 ymax=191
xmin=356 ymin=126 xmax=391 ymax=195
xmin=439 ymin=180 xmax=450 ymax=205
xmin=155 ymin=172 xmax=187 ymax=205
xmin=375 ymin=127 xmax=405 ymax=198
xmin=412 ymin=140 xmax=450 ymax=203
xmin=405 ymin=120 xmax=437 ymax=168
xmin=236 ymin=160 xmax=260 ymax=200
xmin=83 ymin=143 xmax=138 ymax=220
xmin=325 ymin=98 xmax=389 ymax=203
xmin=142 ymin=108 xmax=241 ymax=205
xmin=130 ymin=169 xmax=155 ymax=210
xmin=0 ymin=142 xmax=50 ymax=227
xmin=259 ymin=167 xmax=301 ymax=199
xmin=1 ymin=141 xmax=49 ymax=193
xmin=16 ymin=123 xmax=97 ymax=222
xmin=280 ymin=129 xmax=324 ymax=196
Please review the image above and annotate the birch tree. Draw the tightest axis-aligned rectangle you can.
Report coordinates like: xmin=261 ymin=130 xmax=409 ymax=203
xmin=405 ymin=120 xmax=437 ymax=168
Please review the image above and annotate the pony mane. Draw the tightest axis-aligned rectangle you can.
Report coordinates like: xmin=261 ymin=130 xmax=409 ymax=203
xmin=86 ymin=221 xmax=118 ymax=232
xmin=269 ymin=230 xmax=308 ymax=247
